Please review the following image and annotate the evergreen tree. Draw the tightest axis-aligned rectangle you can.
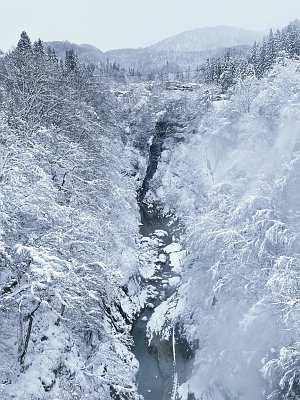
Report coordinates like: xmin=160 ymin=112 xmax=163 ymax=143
xmin=46 ymin=47 xmax=58 ymax=64
xmin=33 ymin=38 xmax=45 ymax=56
xmin=274 ymin=29 xmax=282 ymax=54
xmin=16 ymin=31 xmax=32 ymax=54
xmin=257 ymin=38 xmax=267 ymax=78
xmin=265 ymin=29 xmax=276 ymax=69
xmin=220 ymin=51 xmax=236 ymax=91
xmin=204 ymin=59 xmax=213 ymax=84
xmin=65 ymin=49 xmax=79 ymax=73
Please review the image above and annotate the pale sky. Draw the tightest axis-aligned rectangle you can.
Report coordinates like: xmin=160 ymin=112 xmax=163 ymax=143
xmin=0 ymin=0 xmax=299 ymax=51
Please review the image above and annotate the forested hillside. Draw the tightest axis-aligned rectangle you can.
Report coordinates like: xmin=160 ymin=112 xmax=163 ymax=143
xmin=150 ymin=25 xmax=261 ymax=52
xmin=144 ymin=21 xmax=300 ymax=400
xmin=1 ymin=19 xmax=300 ymax=400
xmin=0 ymin=32 xmax=144 ymax=400
xmin=204 ymin=20 xmax=300 ymax=90
xmin=147 ymin=59 xmax=300 ymax=399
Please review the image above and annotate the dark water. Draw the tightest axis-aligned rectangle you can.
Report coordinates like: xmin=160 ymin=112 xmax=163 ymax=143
xmin=131 ymin=312 xmax=164 ymax=399
xmin=131 ymin=203 xmax=180 ymax=400
xmin=132 ymin=118 xmax=190 ymax=400
xmin=137 ymin=121 xmax=169 ymax=203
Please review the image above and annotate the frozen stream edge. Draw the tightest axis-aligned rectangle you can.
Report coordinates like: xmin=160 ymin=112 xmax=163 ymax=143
xmin=131 ymin=203 xmax=186 ymax=400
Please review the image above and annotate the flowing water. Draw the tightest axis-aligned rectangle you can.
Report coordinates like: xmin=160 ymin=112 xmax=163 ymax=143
xmin=132 ymin=119 xmax=193 ymax=400
xmin=131 ymin=203 xmax=178 ymax=400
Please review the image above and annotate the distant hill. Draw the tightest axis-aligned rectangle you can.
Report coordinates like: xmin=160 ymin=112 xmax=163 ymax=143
xmin=43 ymin=39 xmax=250 ymax=74
xmin=105 ymin=45 xmax=250 ymax=74
xmin=43 ymin=26 xmax=261 ymax=74
xmin=44 ymin=41 xmax=104 ymax=64
xmin=150 ymin=25 xmax=262 ymax=52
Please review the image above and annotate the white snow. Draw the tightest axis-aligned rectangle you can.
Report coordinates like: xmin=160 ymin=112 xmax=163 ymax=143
xmin=140 ymin=236 xmax=151 ymax=243
xmin=146 ymin=302 xmax=155 ymax=309
xmin=169 ymin=250 xmax=186 ymax=269
xmin=164 ymin=242 xmax=182 ymax=253
xmin=168 ymin=276 xmax=180 ymax=287
xmin=157 ymin=253 xmax=167 ymax=263
xmin=154 ymin=229 xmax=168 ymax=238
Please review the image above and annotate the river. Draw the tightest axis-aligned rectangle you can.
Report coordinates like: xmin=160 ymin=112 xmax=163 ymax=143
xmin=131 ymin=118 xmax=193 ymax=400
xmin=131 ymin=203 xmax=179 ymax=400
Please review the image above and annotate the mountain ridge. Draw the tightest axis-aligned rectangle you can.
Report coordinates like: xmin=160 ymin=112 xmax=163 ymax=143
xmin=44 ymin=40 xmax=103 ymax=64
xmin=150 ymin=25 xmax=263 ymax=52
xmin=45 ymin=25 xmax=263 ymax=56
xmin=44 ymin=25 xmax=262 ymax=73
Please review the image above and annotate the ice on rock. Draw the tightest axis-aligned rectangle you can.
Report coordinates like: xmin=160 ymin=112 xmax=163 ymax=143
xmin=158 ymin=253 xmax=167 ymax=263
xmin=164 ymin=242 xmax=182 ymax=253
xmin=168 ymin=276 xmax=180 ymax=287
xmin=154 ymin=229 xmax=168 ymax=238
xmin=169 ymin=251 xmax=186 ymax=268
xmin=171 ymin=265 xmax=182 ymax=274
xmin=140 ymin=236 xmax=151 ymax=243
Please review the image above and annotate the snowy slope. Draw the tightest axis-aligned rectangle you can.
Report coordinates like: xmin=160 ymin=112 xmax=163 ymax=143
xmin=45 ymin=41 xmax=104 ymax=63
xmin=145 ymin=59 xmax=300 ymax=400
xmin=150 ymin=25 xmax=263 ymax=52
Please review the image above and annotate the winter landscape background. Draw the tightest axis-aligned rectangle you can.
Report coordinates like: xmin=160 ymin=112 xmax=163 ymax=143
xmin=0 ymin=2 xmax=300 ymax=399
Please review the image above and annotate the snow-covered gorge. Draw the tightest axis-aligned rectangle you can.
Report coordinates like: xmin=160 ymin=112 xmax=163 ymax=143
xmin=130 ymin=114 xmax=189 ymax=400
xmin=1 ymin=29 xmax=300 ymax=400
xmin=131 ymin=205 xmax=185 ymax=400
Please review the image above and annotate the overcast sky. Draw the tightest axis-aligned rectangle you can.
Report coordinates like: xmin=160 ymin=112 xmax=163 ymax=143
xmin=0 ymin=0 xmax=299 ymax=51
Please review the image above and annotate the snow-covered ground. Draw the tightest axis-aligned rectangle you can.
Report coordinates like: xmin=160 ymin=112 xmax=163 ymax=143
xmin=143 ymin=60 xmax=300 ymax=399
